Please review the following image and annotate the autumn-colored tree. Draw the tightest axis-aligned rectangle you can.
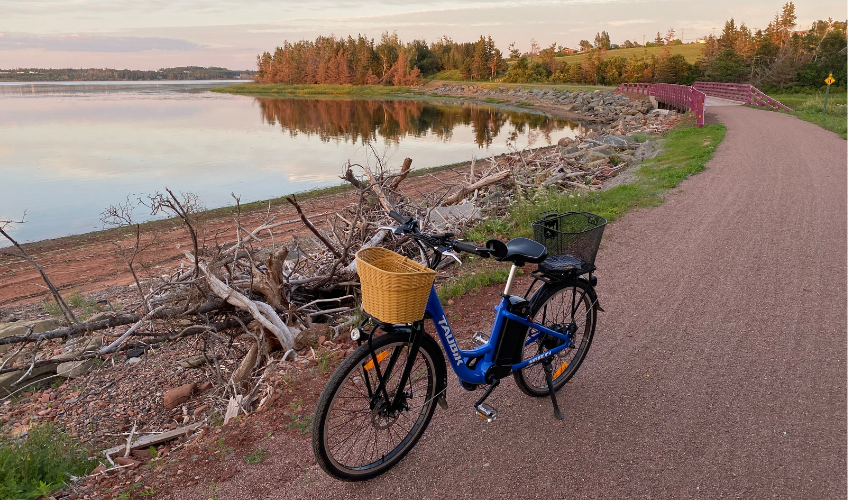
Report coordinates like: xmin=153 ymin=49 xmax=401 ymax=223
xmin=539 ymin=43 xmax=559 ymax=74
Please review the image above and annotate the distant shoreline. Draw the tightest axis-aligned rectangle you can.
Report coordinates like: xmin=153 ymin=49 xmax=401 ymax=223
xmin=0 ymin=79 xmax=247 ymax=84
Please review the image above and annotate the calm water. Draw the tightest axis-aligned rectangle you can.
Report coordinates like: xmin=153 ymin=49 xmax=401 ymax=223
xmin=0 ymin=81 xmax=582 ymax=243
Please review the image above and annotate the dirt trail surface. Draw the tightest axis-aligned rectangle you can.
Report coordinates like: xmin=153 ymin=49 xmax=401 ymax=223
xmin=145 ymin=104 xmax=847 ymax=498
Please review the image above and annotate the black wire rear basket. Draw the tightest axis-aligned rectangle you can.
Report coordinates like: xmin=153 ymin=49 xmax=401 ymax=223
xmin=532 ymin=212 xmax=607 ymax=268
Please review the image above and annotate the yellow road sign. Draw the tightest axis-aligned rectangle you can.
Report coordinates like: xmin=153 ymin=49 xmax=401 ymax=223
xmin=825 ymin=74 xmax=835 ymax=86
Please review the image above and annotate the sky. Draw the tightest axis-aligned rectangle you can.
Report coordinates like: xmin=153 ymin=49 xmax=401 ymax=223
xmin=1 ymin=0 xmax=845 ymax=71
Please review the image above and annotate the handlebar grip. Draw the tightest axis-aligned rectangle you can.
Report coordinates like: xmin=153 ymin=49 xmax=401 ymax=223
xmin=453 ymin=241 xmax=480 ymax=254
xmin=389 ymin=210 xmax=412 ymax=224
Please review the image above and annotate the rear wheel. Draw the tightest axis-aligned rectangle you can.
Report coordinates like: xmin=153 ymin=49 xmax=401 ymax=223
xmin=513 ymin=278 xmax=597 ymax=397
xmin=312 ymin=329 xmax=444 ymax=481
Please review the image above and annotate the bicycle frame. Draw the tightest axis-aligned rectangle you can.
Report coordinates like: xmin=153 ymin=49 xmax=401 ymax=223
xmin=423 ymin=267 xmax=576 ymax=387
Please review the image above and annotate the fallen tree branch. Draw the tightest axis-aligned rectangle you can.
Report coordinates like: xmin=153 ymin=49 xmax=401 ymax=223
xmin=197 ymin=258 xmax=295 ymax=350
xmin=0 ymin=300 xmax=226 ymax=347
xmin=442 ymin=170 xmax=511 ymax=205
xmin=285 ymin=195 xmax=341 ymax=258
xmin=387 ymin=158 xmax=413 ymax=190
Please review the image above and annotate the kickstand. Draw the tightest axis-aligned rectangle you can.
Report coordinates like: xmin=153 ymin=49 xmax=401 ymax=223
xmin=542 ymin=361 xmax=564 ymax=420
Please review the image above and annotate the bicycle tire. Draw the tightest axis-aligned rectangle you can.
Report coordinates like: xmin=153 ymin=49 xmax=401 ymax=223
xmin=312 ymin=329 xmax=445 ymax=481
xmin=513 ymin=277 xmax=597 ymax=397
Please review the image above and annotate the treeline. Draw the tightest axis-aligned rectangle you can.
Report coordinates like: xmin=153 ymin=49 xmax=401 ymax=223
xmin=254 ymin=1 xmax=844 ymax=89
xmin=254 ymin=34 xmax=505 ymax=85
xmin=502 ymin=2 xmax=845 ymax=88
xmin=0 ymin=66 xmax=253 ymax=82
xmin=699 ymin=5 xmax=846 ymax=89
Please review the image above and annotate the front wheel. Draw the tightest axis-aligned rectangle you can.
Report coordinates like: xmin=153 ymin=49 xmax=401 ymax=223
xmin=312 ymin=329 xmax=445 ymax=481
xmin=513 ymin=278 xmax=598 ymax=397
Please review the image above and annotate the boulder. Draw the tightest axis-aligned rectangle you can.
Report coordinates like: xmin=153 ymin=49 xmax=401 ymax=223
xmin=0 ymin=365 xmax=56 ymax=396
xmin=583 ymin=151 xmax=609 ymax=163
xmin=595 ymin=134 xmax=638 ymax=147
xmin=0 ymin=319 xmax=61 ymax=353
xmin=177 ymin=355 xmax=209 ymax=369
xmin=431 ymin=204 xmax=481 ymax=231
xmin=57 ymin=359 xmax=96 ymax=379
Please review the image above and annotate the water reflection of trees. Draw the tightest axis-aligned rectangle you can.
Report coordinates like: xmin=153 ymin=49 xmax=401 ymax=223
xmin=256 ymin=98 xmax=577 ymax=148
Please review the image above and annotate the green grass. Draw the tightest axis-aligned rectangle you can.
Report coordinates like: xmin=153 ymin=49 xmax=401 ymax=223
xmin=768 ymin=90 xmax=847 ymax=139
xmin=554 ymin=43 xmax=704 ymax=64
xmin=285 ymin=414 xmax=312 ymax=434
xmin=470 ymin=122 xmax=726 ymax=240
xmin=0 ymin=424 xmax=98 ymax=499
xmin=212 ymin=83 xmax=419 ymax=97
xmin=244 ymin=448 xmax=270 ymax=465
xmin=41 ymin=298 xmax=63 ymax=317
xmin=516 ymin=100 xmax=534 ymax=107
xmin=437 ymin=266 xmax=522 ymax=302
xmin=428 ymin=70 xmax=465 ymax=81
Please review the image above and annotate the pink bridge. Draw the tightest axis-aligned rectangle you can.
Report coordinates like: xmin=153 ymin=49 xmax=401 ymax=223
xmin=614 ymin=81 xmax=792 ymax=128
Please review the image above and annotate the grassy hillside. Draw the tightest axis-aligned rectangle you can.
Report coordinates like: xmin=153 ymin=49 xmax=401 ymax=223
xmin=555 ymin=43 xmax=704 ymax=64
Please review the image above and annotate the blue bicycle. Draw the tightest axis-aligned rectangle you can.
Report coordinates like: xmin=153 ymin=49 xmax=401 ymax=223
xmin=312 ymin=210 xmax=606 ymax=481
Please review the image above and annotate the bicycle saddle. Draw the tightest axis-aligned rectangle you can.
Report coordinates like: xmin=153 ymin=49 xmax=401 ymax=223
xmin=485 ymin=237 xmax=548 ymax=266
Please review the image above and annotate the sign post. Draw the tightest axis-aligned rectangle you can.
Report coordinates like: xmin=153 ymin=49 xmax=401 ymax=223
xmin=823 ymin=73 xmax=835 ymax=116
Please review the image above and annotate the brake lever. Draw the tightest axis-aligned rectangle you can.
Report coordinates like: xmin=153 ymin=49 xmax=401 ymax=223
xmin=442 ymin=250 xmax=462 ymax=265
xmin=377 ymin=225 xmax=403 ymax=236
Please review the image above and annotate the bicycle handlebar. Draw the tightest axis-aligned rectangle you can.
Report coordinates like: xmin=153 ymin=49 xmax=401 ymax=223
xmin=452 ymin=240 xmax=481 ymax=254
xmin=389 ymin=210 xmax=413 ymax=225
xmin=387 ymin=211 xmax=490 ymax=259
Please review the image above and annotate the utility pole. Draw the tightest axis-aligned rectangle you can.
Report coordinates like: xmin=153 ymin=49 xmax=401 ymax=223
xmin=642 ymin=35 xmax=645 ymax=45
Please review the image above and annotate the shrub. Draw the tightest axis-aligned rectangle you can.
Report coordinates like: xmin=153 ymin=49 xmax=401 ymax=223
xmin=0 ymin=424 xmax=98 ymax=499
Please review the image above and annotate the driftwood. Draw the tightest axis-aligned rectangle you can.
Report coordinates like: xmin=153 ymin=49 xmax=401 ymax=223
xmin=197 ymin=259 xmax=295 ymax=350
xmin=1 ymin=125 xmax=648 ymax=433
xmin=442 ymin=170 xmax=511 ymax=205
xmin=286 ymin=196 xmax=341 ymax=258
xmin=102 ymin=422 xmax=204 ymax=458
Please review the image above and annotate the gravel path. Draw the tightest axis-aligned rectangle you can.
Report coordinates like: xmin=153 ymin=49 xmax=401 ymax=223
xmin=183 ymin=106 xmax=847 ymax=498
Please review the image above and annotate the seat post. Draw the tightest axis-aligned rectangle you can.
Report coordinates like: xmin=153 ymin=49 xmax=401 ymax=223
xmin=503 ymin=264 xmax=519 ymax=296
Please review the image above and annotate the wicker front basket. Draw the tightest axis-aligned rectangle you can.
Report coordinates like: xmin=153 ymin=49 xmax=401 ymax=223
xmin=356 ymin=247 xmax=436 ymax=324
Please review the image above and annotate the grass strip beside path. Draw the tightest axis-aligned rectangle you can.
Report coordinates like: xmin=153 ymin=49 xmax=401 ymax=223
xmin=765 ymin=91 xmax=847 ymax=139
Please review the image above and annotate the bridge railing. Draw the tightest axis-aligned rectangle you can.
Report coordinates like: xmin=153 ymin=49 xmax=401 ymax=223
xmin=692 ymin=82 xmax=792 ymax=112
xmin=616 ymin=82 xmax=705 ymax=128
xmin=615 ymin=82 xmax=654 ymax=96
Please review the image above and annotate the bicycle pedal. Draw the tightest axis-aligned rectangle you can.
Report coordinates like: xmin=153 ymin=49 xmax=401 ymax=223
xmin=475 ymin=403 xmax=498 ymax=423
xmin=471 ymin=331 xmax=489 ymax=345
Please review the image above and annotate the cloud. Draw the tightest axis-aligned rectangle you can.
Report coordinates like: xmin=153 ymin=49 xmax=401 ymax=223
xmin=0 ymin=32 xmax=202 ymax=52
xmin=607 ymin=19 xmax=652 ymax=26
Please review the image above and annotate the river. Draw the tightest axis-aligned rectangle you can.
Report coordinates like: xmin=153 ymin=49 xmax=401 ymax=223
xmin=0 ymin=81 xmax=582 ymax=243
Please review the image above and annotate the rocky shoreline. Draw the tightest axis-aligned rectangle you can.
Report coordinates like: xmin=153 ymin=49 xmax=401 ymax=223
xmin=427 ymin=83 xmax=661 ymax=125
